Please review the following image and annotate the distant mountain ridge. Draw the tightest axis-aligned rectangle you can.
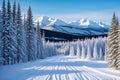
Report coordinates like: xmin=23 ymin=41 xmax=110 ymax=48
xmin=35 ymin=16 xmax=109 ymax=36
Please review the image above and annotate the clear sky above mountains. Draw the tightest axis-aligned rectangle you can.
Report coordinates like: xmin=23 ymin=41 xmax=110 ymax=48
xmin=0 ymin=0 xmax=119 ymax=24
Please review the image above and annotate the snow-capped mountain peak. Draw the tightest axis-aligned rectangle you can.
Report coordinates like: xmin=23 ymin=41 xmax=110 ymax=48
xmin=35 ymin=16 xmax=67 ymax=27
xmin=79 ymin=18 xmax=91 ymax=26
xmin=47 ymin=19 xmax=67 ymax=26
xmin=35 ymin=16 xmax=54 ymax=27
xmin=69 ymin=18 xmax=99 ymax=27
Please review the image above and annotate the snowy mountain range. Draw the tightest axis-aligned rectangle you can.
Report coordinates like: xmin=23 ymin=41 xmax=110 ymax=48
xmin=35 ymin=16 xmax=109 ymax=36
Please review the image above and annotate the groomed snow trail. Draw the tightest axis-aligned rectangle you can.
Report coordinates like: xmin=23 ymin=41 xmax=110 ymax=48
xmin=0 ymin=55 xmax=120 ymax=80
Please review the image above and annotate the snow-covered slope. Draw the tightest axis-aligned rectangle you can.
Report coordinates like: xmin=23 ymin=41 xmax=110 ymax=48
xmin=0 ymin=55 xmax=120 ymax=80
xmin=35 ymin=16 xmax=109 ymax=35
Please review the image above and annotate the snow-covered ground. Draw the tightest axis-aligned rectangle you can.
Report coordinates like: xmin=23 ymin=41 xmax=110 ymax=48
xmin=0 ymin=55 xmax=120 ymax=80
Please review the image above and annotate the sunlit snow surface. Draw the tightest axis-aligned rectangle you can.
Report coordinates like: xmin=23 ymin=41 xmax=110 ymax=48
xmin=0 ymin=55 xmax=120 ymax=80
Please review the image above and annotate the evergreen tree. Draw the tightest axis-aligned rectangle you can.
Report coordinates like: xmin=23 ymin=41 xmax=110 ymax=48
xmin=86 ymin=42 xmax=91 ymax=60
xmin=116 ymin=18 xmax=120 ymax=69
xmin=0 ymin=10 xmax=3 ymax=64
xmin=107 ymin=12 xmax=118 ymax=69
xmin=26 ymin=6 xmax=36 ymax=61
xmin=12 ymin=0 xmax=16 ymax=26
xmin=69 ymin=45 xmax=75 ymax=56
xmin=36 ymin=21 xmax=45 ymax=59
xmin=6 ymin=0 xmax=17 ymax=64
xmin=93 ymin=42 xmax=98 ymax=60
xmin=1 ymin=0 xmax=17 ymax=65
xmin=36 ymin=21 xmax=41 ymax=58
xmin=99 ymin=47 xmax=103 ymax=60
xmin=76 ymin=43 xmax=81 ymax=58
xmin=1 ymin=0 xmax=8 ymax=65
xmin=23 ymin=14 xmax=27 ymax=60
xmin=81 ymin=43 xmax=85 ymax=59
xmin=0 ymin=10 xmax=1 ymax=26
xmin=42 ymin=31 xmax=46 ymax=46
xmin=16 ymin=3 xmax=27 ymax=63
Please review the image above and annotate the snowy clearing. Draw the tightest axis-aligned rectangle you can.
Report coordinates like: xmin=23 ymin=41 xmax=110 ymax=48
xmin=0 ymin=55 xmax=120 ymax=80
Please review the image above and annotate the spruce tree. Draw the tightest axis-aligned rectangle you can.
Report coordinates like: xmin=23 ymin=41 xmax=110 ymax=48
xmin=36 ymin=21 xmax=45 ymax=59
xmin=107 ymin=12 xmax=118 ymax=69
xmin=76 ymin=39 xmax=81 ymax=58
xmin=6 ymin=0 xmax=17 ymax=64
xmin=1 ymin=0 xmax=17 ymax=65
xmin=69 ymin=45 xmax=75 ymax=56
xmin=99 ymin=47 xmax=103 ymax=60
xmin=26 ymin=6 xmax=36 ymax=61
xmin=86 ymin=42 xmax=91 ymax=60
xmin=12 ymin=0 xmax=16 ymax=26
xmin=1 ymin=0 xmax=8 ymax=65
xmin=0 ymin=10 xmax=2 ymax=64
xmin=16 ymin=3 xmax=27 ymax=63
xmin=116 ymin=18 xmax=120 ymax=69
xmin=76 ymin=43 xmax=81 ymax=58
xmin=0 ymin=10 xmax=1 ymax=28
xmin=42 ymin=31 xmax=46 ymax=45
xmin=93 ymin=42 xmax=98 ymax=60
xmin=81 ymin=43 xmax=85 ymax=59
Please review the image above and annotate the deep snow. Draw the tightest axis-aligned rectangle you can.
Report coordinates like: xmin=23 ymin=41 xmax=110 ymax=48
xmin=0 ymin=55 xmax=120 ymax=80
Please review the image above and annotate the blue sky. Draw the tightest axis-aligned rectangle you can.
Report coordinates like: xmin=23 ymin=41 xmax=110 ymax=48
xmin=0 ymin=0 xmax=120 ymax=24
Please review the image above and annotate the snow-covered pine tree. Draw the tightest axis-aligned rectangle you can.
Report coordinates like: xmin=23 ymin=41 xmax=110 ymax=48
xmin=76 ymin=39 xmax=81 ymax=57
xmin=36 ymin=21 xmax=41 ymax=59
xmin=116 ymin=18 xmax=120 ymax=69
xmin=93 ymin=42 xmax=98 ymax=60
xmin=16 ymin=3 xmax=27 ymax=63
xmin=40 ymin=31 xmax=45 ymax=59
xmin=0 ymin=10 xmax=1 ymax=46
xmin=76 ymin=43 xmax=81 ymax=58
xmin=104 ymin=45 xmax=107 ymax=61
xmin=42 ymin=31 xmax=46 ymax=45
xmin=12 ymin=0 xmax=16 ymax=26
xmin=26 ymin=6 xmax=37 ymax=61
xmin=1 ymin=0 xmax=9 ymax=65
xmin=96 ymin=38 xmax=101 ymax=57
xmin=6 ymin=0 xmax=17 ymax=64
xmin=101 ymin=37 xmax=106 ymax=60
xmin=84 ymin=40 xmax=88 ymax=58
xmin=0 ymin=10 xmax=3 ymax=64
xmin=36 ymin=21 xmax=45 ymax=59
xmin=1 ymin=0 xmax=17 ymax=65
xmin=23 ymin=14 xmax=28 ymax=61
xmin=42 ymin=31 xmax=47 ymax=56
xmin=69 ymin=45 xmax=75 ymax=56
xmin=66 ymin=41 xmax=70 ymax=55
xmin=91 ymin=38 xmax=95 ymax=58
xmin=86 ymin=41 xmax=91 ymax=60
xmin=107 ymin=12 xmax=118 ymax=69
xmin=81 ymin=43 xmax=85 ymax=59
xmin=99 ymin=47 xmax=103 ymax=60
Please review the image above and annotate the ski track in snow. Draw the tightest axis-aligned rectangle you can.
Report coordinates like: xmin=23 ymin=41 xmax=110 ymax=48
xmin=0 ymin=55 xmax=120 ymax=80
